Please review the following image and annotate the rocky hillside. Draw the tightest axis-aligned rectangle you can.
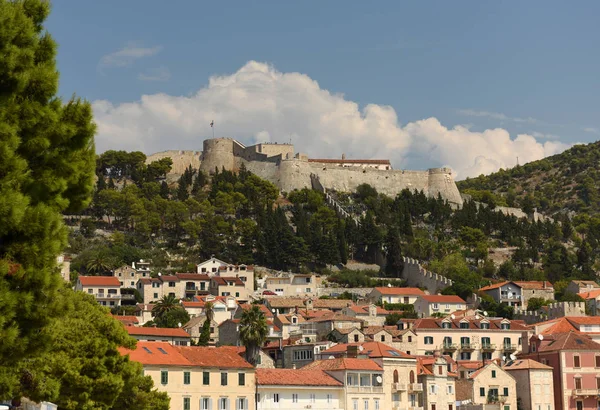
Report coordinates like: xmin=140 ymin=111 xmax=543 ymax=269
xmin=457 ymin=141 xmax=600 ymax=216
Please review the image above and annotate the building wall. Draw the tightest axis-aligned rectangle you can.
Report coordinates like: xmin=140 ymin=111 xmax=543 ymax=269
xmin=375 ymin=358 xmax=419 ymax=410
xmin=420 ymin=358 xmax=456 ymax=410
xmin=506 ymin=368 xmax=554 ymax=410
xmin=143 ymin=365 xmax=255 ymax=410
xmin=257 ymin=386 xmax=343 ymax=410
xmin=471 ymin=364 xmax=517 ymax=410
xmin=146 ymin=150 xmax=202 ymax=175
xmin=413 ymin=299 xmax=465 ymax=317
xmin=521 ymin=288 xmax=555 ymax=309
xmin=263 ymin=274 xmax=319 ymax=298
xmin=401 ymin=258 xmax=454 ymax=294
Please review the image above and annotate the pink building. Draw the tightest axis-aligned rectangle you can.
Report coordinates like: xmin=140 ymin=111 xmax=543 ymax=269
xmin=521 ymin=331 xmax=600 ymax=410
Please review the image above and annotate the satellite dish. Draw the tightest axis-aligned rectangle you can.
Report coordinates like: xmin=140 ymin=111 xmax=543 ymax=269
xmin=450 ymin=314 xmax=456 ymax=320
xmin=358 ymin=346 xmax=364 ymax=352
xmin=376 ymin=376 xmax=383 ymax=384
xmin=538 ymin=334 xmax=544 ymax=340
xmin=178 ymin=322 xmax=182 ymax=328
xmin=502 ymin=355 xmax=506 ymax=361
xmin=510 ymin=354 xmax=516 ymax=360
xmin=388 ymin=283 xmax=392 ymax=288
xmin=475 ymin=315 xmax=480 ymax=320
xmin=483 ymin=311 xmax=488 ymax=316
xmin=328 ymin=356 xmax=335 ymax=360
xmin=158 ymin=272 xmax=162 ymax=276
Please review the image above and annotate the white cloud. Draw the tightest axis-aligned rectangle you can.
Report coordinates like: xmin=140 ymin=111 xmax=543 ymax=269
xmin=99 ymin=42 xmax=162 ymax=72
xmin=138 ymin=67 xmax=171 ymax=82
xmin=458 ymin=109 xmax=538 ymax=124
xmin=583 ymin=127 xmax=599 ymax=134
xmin=92 ymin=61 xmax=571 ymax=179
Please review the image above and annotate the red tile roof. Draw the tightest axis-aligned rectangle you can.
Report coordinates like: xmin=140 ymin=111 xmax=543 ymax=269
xmin=112 ymin=315 xmax=139 ymax=326
xmin=256 ymin=369 xmax=343 ymax=386
xmin=373 ymin=287 xmax=425 ymax=296
xmin=578 ymin=289 xmax=600 ymax=300
xmin=321 ymin=341 xmax=413 ymax=359
xmin=119 ymin=342 xmax=192 ymax=366
xmin=126 ymin=327 xmax=190 ymax=338
xmin=534 ymin=331 xmax=600 ymax=351
xmin=176 ymin=273 xmax=210 ymax=281
xmin=565 ymin=316 xmax=600 ymax=325
xmin=178 ymin=346 xmax=253 ymax=368
xmin=308 ymin=312 xmax=363 ymax=323
xmin=211 ymin=276 xmax=245 ymax=286
xmin=78 ymin=276 xmax=121 ymax=286
xmin=420 ymin=295 xmax=465 ymax=303
xmin=479 ymin=281 xmax=553 ymax=291
xmin=504 ymin=358 xmax=552 ymax=370
xmin=302 ymin=358 xmax=383 ymax=371
xmin=414 ymin=317 xmax=527 ymax=331
xmin=158 ymin=275 xmax=179 ymax=282
xmin=182 ymin=301 xmax=205 ymax=308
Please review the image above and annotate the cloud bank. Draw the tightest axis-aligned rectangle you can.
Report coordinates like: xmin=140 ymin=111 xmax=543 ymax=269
xmin=98 ymin=43 xmax=162 ymax=72
xmin=92 ymin=61 xmax=570 ymax=179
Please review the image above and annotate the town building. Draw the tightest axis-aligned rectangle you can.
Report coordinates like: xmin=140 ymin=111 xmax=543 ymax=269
xmin=455 ymin=361 xmax=517 ymax=410
xmin=218 ymin=319 xmax=281 ymax=346
xmin=183 ymin=315 xmax=219 ymax=345
xmin=567 ymin=280 xmax=600 ymax=296
xmin=503 ymin=358 xmax=554 ymax=410
xmin=57 ymin=253 xmax=70 ymax=282
xmin=478 ymin=281 xmax=554 ymax=309
xmin=367 ymin=287 xmax=426 ymax=305
xmin=75 ymin=276 xmax=132 ymax=307
xmin=520 ymin=331 xmax=600 ymax=410
xmin=125 ymin=326 xmax=191 ymax=346
xmin=342 ymin=304 xmax=391 ymax=326
xmin=262 ymin=273 xmax=320 ymax=298
xmin=417 ymin=355 xmax=457 ymax=410
xmin=413 ymin=295 xmax=466 ymax=317
xmin=256 ymin=368 xmax=344 ymax=410
xmin=119 ymin=342 xmax=256 ymax=410
xmin=209 ymin=276 xmax=248 ymax=300
xmin=265 ymin=297 xmax=351 ymax=314
xmin=412 ymin=317 xmax=531 ymax=361
xmin=577 ymin=289 xmax=600 ymax=316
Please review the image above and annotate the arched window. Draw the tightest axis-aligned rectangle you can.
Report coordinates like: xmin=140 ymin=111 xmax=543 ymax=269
xmin=409 ymin=370 xmax=415 ymax=384
xmin=393 ymin=370 xmax=399 ymax=383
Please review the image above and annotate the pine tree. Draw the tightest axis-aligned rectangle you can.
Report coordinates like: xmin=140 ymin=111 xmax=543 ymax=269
xmin=0 ymin=0 xmax=96 ymax=393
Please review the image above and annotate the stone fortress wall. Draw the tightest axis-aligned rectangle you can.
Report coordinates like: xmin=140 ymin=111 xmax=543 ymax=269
xmin=164 ymin=137 xmax=465 ymax=205
xmin=513 ymin=301 xmax=586 ymax=324
xmin=400 ymin=257 xmax=454 ymax=294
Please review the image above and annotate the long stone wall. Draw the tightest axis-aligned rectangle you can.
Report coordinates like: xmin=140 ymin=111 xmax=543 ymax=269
xmin=400 ymin=257 xmax=453 ymax=294
xmin=514 ymin=301 xmax=586 ymax=324
xmin=146 ymin=150 xmax=201 ymax=175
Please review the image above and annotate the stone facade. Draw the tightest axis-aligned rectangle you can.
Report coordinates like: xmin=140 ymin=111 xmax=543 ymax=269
xmin=401 ymin=258 xmax=454 ymax=294
xmin=514 ymin=302 xmax=587 ymax=325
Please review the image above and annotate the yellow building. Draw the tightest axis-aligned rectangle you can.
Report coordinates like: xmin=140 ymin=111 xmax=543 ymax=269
xmin=120 ymin=342 xmax=255 ymax=410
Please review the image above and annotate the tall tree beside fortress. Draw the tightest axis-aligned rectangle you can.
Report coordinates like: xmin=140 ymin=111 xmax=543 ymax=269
xmin=0 ymin=0 xmax=96 ymax=393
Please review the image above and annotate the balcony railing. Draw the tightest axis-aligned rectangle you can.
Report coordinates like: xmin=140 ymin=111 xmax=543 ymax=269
xmin=393 ymin=382 xmax=407 ymax=391
xmin=440 ymin=343 xmax=458 ymax=351
xmin=481 ymin=343 xmax=496 ymax=351
xmin=487 ymin=395 xmax=508 ymax=404
xmin=408 ymin=407 xmax=424 ymax=410
xmin=572 ymin=389 xmax=600 ymax=396
xmin=346 ymin=386 xmax=384 ymax=394
xmin=503 ymin=344 xmax=517 ymax=352
xmin=408 ymin=383 xmax=423 ymax=392
xmin=94 ymin=293 xmax=121 ymax=299
xmin=460 ymin=343 xmax=475 ymax=351
xmin=120 ymin=294 xmax=136 ymax=300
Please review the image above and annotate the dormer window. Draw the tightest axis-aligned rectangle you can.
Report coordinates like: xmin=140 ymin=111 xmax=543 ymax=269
xmin=442 ymin=322 xmax=452 ymax=329
xmin=460 ymin=321 xmax=469 ymax=329
xmin=480 ymin=322 xmax=490 ymax=330
xmin=292 ymin=316 xmax=297 ymax=324
xmin=501 ymin=323 xmax=510 ymax=330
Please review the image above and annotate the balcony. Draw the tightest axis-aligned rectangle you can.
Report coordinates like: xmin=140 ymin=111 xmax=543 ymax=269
xmin=408 ymin=383 xmax=423 ymax=392
xmin=393 ymin=382 xmax=408 ymax=391
xmin=460 ymin=343 xmax=475 ymax=351
xmin=487 ymin=395 xmax=508 ymax=404
xmin=572 ymin=389 xmax=600 ymax=397
xmin=440 ymin=343 xmax=458 ymax=352
xmin=481 ymin=343 xmax=496 ymax=352
xmin=503 ymin=344 xmax=517 ymax=352
xmin=94 ymin=293 xmax=121 ymax=299
xmin=408 ymin=407 xmax=424 ymax=410
xmin=347 ymin=386 xmax=384 ymax=394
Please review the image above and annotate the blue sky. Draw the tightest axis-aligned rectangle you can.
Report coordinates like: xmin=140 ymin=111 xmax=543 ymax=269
xmin=46 ymin=1 xmax=600 ymax=178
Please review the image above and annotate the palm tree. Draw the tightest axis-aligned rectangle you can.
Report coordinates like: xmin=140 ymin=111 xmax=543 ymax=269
xmin=239 ymin=305 xmax=268 ymax=366
xmin=152 ymin=295 xmax=179 ymax=323
xmin=86 ymin=256 xmax=112 ymax=275
xmin=204 ymin=301 xmax=215 ymax=323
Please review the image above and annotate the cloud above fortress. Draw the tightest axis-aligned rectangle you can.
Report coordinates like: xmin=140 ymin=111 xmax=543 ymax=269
xmin=92 ymin=61 xmax=570 ymax=179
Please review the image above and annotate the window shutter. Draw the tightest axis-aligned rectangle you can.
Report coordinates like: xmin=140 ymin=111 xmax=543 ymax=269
xmin=244 ymin=398 xmax=248 ymax=410
xmin=480 ymin=387 xmax=485 ymax=396
xmin=226 ymin=398 xmax=230 ymax=410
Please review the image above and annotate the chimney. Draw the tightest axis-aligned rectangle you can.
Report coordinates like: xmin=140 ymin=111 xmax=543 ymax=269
xmin=543 ymin=281 xmax=546 ymax=289
xmin=347 ymin=345 xmax=359 ymax=358
xmin=342 ymin=153 xmax=346 ymax=160
xmin=292 ymin=363 xmax=297 ymax=369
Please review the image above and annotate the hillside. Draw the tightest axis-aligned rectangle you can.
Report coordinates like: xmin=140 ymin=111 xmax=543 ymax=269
xmin=457 ymin=141 xmax=600 ymax=216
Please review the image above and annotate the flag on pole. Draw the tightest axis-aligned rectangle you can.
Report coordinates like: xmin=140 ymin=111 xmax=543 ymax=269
xmin=210 ymin=120 xmax=214 ymax=127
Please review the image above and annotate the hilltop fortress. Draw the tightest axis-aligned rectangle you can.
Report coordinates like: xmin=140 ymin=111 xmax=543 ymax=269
xmin=147 ymin=138 xmax=464 ymax=205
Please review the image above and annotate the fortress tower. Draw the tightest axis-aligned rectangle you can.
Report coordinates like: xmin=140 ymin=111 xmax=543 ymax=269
xmin=199 ymin=138 xmax=236 ymax=174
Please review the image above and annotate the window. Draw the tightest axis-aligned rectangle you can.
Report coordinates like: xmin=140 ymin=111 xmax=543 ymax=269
xmin=168 ymin=281 xmax=175 ymax=287
xmin=483 ymin=352 xmax=492 ymax=360
xmin=425 ymin=336 xmax=434 ymax=345
xmin=184 ymin=371 xmax=190 ymax=385
xmin=430 ymin=385 xmax=437 ymax=394
xmin=482 ymin=337 xmax=491 ymax=347
xmin=432 ymin=404 xmax=436 ymax=410
xmin=327 ymin=394 xmax=332 ymax=404
xmin=438 ymin=366 xmax=443 ymax=375
xmin=160 ymin=370 xmax=168 ymax=385
xmin=504 ymin=337 xmax=512 ymax=348
xmin=381 ymin=335 xmax=386 ymax=342
xmin=575 ymin=377 xmax=582 ymax=390
xmin=292 ymin=394 xmax=298 ymax=403
xmin=596 ymin=355 xmax=600 ymax=368
xmin=442 ymin=322 xmax=451 ymax=329
xmin=492 ymin=370 xmax=497 ymax=378
xmin=236 ymin=398 xmax=247 ymax=410
xmin=364 ymin=400 xmax=369 ymax=410
xmin=433 ymin=303 xmax=439 ymax=310
xmin=460 ymin=322 xmax=469 ymax=329
xmin=449 ymin=405 xmax=453 ymax=410
xmin=201 ymin=397 xmax=211 ymax=410
xmin=480 ymin=387 xmax=485 ymax=397
xmin=354 ymin=334 xmax=360 ymax=342
xmin=184 ymin=398 xmax=190 ymax=410
xmin=238 ymin=372 xmax=245 ymax=386
xmin=501 ymin=323 xmax=510 ymax=330
xmin=353 ymin=399 xmax=359 ymax=410
xmin=273 ymin=394 xmax=279 ymax=403
xmin=235 ymin=292 xmax=239 ymax=298
xmin=504 ymin=387 xmax=509 ymax=396
xmin=153 ymin=292 xmax=158 ymax=299
xmin=480 ymin=322 xmax=490 ymax=329
xmin=203 ymin=371 xmax=210 ymax=385
xmin=576 ymin=402 xmax=583 ymax=410
xmin=408 ymin=336 xmax=412 ymax=342
xmin=461 ymin=337 xmax=470 ymax=347
xmin=597 ymin=378 xmax=600 ymax=389
xmin=293 ymin=349 xmax=313 ymax=361
xmin=574 ymin=355 xmax=581 ymax=368
xmin=219 ymin=398 xmax=228 ymax=410
xmin=448 ymin=385 xmax=453 ymax=394
xmin=374 ymin=399 xmax=380 ymax=410
xmin=221 ymin=373 xmax=228 ymax=386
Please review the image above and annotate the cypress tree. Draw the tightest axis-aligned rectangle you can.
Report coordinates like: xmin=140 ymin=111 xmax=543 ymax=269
xmin=0 ymin=0 xmax=96 ymax=393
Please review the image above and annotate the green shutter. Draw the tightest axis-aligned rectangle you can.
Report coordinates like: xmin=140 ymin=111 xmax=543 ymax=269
xmin=184 ymin=398 xmax=190 ymax=410
xmin=161 ymin=370 xmax=168 ymax=385
xmin=184 ymin=371 xmax=190 ymax=385
xmin=203 ymin=371 xmax=210 ymax=385
xmin=504 ymin=387 xmax=509 ymax=396
xmin=480 ymin=387 xmax=485 ymax=397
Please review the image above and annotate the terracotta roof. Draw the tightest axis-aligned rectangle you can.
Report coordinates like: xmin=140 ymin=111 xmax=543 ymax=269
xmin=578 ymin=289 xmax=600 ymax=300
xmin=276 ymin=314 xmax=306 ymax=325
xmin=321 ymin=341 xmax=412 ymax=359
xmin=138 ymin=278 xmax=160 ymax=285
xmin=126 ymin=327 xmax=190 ymax=338
xmin=176 ymin=273 xmax=210 ymax=281
xmin=565 ymin=316 xmax=600 ymax=325
xmin=308 ymin=158 xmax=391 ymax=165
xmin=182 ymin=301 xmax=205 ymax=308
xmin=346 ymin=305 xmax=390 ymax=315
xmin=112 ymin=315 xmax=139 ymax=326
xmin=267 ymin=297 xmax=352 ymax=310
xmin=178 ymin=346 xmax=253 ymax=368
xmin=535 ymin=331 xmax=600 ymax=352
xmin=419 ymin=295 xmax=465 ymax=303
xmin=78 ymin=276 xmax=121 ymax=286
xmin=119 ymin=342 xmax=192 ymax=366
xmin=211 ymin=276 xmax=245 ymax=286
xmin=301 ymin=309 xmax=334 ymax=319
xmin=333 ymin=327 xmax=362 ymax=335
xmin=239 ymin=303 xmax=274 ymax=318
xmin=159 ymin=275 xmax=180 ymax=282
xmin=308 ymin=313 xmax=363 ymax=323
xmin=302 ymin=358 xmax=383 ymax=371
xmin=571 ymin=280 xmax=600 ymax=287
xmin=539 ymin=318 xmax=580 ymax=335
xmin=479 ymin=281 xmax=553 ymax=292
xmin=414 ymin=317 xmax=527 ymax=331
xmin=504 ymin=358 xmax=552 ymax=370
xmin=256 ymin=369 xmax=343 ymax=386
xmin=372 ymin=287 xmax=425 ymax=296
